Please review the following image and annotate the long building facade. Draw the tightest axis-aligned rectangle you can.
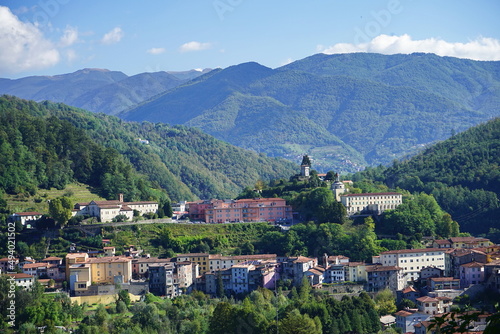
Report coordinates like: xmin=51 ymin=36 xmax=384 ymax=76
xmin=187 ymin=198 xmax=292 ymax=223
xmin=340 ymin=192 xmax=402 ymax=215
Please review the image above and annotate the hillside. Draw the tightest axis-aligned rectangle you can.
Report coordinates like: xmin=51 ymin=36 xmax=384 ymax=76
xmin=121 ymin=53 xmax=500 ymax=172
xmin=0 ymin=95 xmax=297 ymax=202
xmin=353 ymin=118 xmax=500 ymax=235
xmin=0 ymin=68 xmax=210 ymax=115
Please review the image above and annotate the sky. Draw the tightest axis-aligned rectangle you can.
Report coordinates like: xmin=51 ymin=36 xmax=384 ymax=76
xmin=1 ymin=0 xmax=500 ymax=78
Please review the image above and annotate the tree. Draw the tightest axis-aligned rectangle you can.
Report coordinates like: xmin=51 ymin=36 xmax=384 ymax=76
xmin=162 ymin=199 xmax=173 ymax=218
xmin=216 ymin=272 xmax=225 ymax=298
xmin=48 ymin=196 xmax=72 ymax=226
xmin=209 ymin=302 xmax=235 ymax=334
xmin=118 ymin=289 xmax=131 ymax=306
xmin=279 ymin=309 xmax=322 ymax=334
xmin=374 ymin=289 xmax=397 ymax=315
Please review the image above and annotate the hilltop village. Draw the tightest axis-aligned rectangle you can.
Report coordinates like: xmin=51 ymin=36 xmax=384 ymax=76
xmin=4 ymin=156 xmax=500 ymax=333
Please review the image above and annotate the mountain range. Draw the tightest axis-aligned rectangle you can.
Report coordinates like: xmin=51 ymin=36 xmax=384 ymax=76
xmin=0 ymin=68 xmax=211 ymax=116
xmin=2 ymin=53 xmax=500 ymax=172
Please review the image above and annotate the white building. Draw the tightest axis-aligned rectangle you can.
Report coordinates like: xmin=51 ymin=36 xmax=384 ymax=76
xmin=376 ymin=248 xmax=448 ymax=281
xmin=9 ymin=212 xmax=42 ymax=227
xmin=6 ymin=273 xmax=35 ymax=290
xmin=340 ymin=192 xmax=402 ymax=215
xmin=395 ymin=309 xmax=431 ymax=333
xmin=73 ymin=194 xmax=158 ymax=222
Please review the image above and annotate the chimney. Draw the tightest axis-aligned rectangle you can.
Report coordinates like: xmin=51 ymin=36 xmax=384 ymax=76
xmin=118 ymin=193 xmax=124 ymax=202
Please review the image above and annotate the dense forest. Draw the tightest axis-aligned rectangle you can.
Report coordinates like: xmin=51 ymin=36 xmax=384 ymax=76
xmin=0 ymin=95 xmax=297 ymax=203
xmin=351 ymin=118 xmax=500 ymax=236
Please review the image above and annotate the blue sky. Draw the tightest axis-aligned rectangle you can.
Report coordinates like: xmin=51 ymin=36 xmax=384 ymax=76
xmin=1 ymin=0 xmax=500 ymax=78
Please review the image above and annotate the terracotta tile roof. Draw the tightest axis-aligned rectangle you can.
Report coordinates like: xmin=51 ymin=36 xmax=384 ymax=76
xmin=450 ymin=236 xmax=489 ymax=243
xmin=366 ymin=265 xmax=402 ymax=272
xmin=417 ymin=296 xmax=438 ymax=302
xmin=42 ymin=256 xmax=62 ymax=261
xmin=132 ymin=257 xmax=172 ymax=264
xmin=460 ymin=261 xmax=484 ymax=268
xmin=341 ymin=192 xmax=402 ymax=197
xmin=14 ymin=212 xmax=42 ymax=216
xmin=380 ymin=248 xmax=444 ymax=255
xmin=434 ymin=239 xmax=452 ymax=245
xmin=348 ymin=262 xmax=366 ymax=266
xmin=23 ymin=263 xmax=49 ymax=269
xmin=292 ymin=256 xmax=316 ymax=263
xmin=6 ymin=273 xmax=34 ymax=279
xmin=402 ymin=286 xmax=418 ymax=294
xmin=177 ymin=253 xmax=209 ymax=258
xmin=394 ymin=310 xmax=414 ymax=317
xmin=87 ymin=256 xmax=131 ymax=264
xmin=430 ymin=277 xmax=459 ymax=282
xmin=124 ymin=201 xmax=158 ymax=205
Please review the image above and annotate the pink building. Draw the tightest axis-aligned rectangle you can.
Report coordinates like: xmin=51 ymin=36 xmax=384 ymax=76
xmin=189 ymin=198 xmax=292 ymax=223
xmin=460 ymin=261 xmax=485 ymax=288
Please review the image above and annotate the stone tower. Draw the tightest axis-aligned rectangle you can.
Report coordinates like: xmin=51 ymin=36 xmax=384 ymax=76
xmin=300 ymin=155 xmax=311 ymax=178
xmin=331 ymin=172 xmax=346 ymax=201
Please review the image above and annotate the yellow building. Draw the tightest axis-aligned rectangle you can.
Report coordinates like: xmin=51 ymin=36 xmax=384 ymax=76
xmin=66 ymin=253 xmax=132 ymax=293
xmin=88 ymin=256 xmax=132 ymax=284
xmin=176 ymin=253 xmax=210 ymax=274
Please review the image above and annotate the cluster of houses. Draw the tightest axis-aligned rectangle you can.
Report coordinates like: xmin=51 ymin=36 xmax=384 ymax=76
xmin=3 ymin=234 xmax=500 ymax=332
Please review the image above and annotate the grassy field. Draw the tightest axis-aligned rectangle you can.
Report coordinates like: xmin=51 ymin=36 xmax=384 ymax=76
xmin=4 ymin=182 xmax=105 ymax=214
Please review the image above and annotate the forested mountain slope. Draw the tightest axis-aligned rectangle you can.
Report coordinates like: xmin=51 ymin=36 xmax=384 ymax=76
xmin=0 ymin=95 xmax=297 ymax=201
xmin=354 ymin=118 xmax=500 ymax=234
xmin=121 ymin=53 xmax=500 ymax=172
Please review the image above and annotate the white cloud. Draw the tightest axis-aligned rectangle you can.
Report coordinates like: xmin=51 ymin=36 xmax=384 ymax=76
xmin=179 ymin=41 xmax=212 ymax=53
xmin=147 ymin=47 xmax=166 ymax=55
xmin=59 ymin=25 xmax=78 ymax=47
xmin=101 ymin=27 xmax=124 ymax=45
xmin=0 ymin=6 xmax=60 ymax=75
xmin=318 ymin=34 xmax=500 ymax=61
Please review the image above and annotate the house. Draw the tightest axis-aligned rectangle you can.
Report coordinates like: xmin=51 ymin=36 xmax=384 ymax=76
xmin=416 ymin=296 xmax=453 ymax=315
xmin=148 ymin=263 xmax=176 ymax=297
xmin=365 ymin=265 xmax=406 ymax=292
xmin=41 ymin=256 xmax=63 ymax=266
xmin=346 ymin=262 xmax=368 ymax=283
xmin=132 ymin=256 xmax=172 ymax=278
xmin=9 ymin=212 xmax=42 ymax=227
xmin=459 ymin=261 xmax=485 ymax=288
xmin=204 ymin=260 xmax=279 ymax=296
xmin=279 ymin=256 xmax=318 ymax=286
xmin=397 ymin=286 xmax=420 ymax=304
xmin=5 ymin=273 xmax=35 ymax=290
xmin=0 ymin=258 xmax=19 ymax=273
xmin=17 ymin=257 xmax=36 ymax=271
xmin=376 ymin=248 xmax=449 ymax=281
xmin=176 ymin=253 xmax=209 ymax=274
xmin=395 ymin=309 xmax=430 ymax=333
xmin=65 ymin=252 xmax=133 ymax=295
xmin=340 ymin=192 xmax=402 ymax=215
xmin=208 ymin=254 xmax=277 ymax=273
xmin=73 ymin=193 xmax=158 ymax=223
xmin=447 ymin=248 xmax=487 ymax=278
xmin=305 ymin=266 xmax=325 ymax=286
xmin=428 ymin=277 xmax=460 ymax=291
xmin=420 ymin=266 xmax=444 ymax=285
xmin=324 ymin=262 xmax=347 ymax=283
